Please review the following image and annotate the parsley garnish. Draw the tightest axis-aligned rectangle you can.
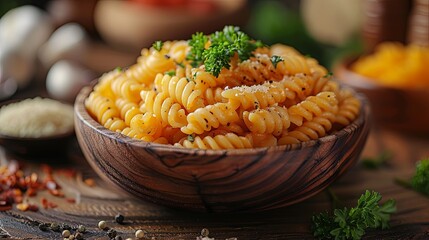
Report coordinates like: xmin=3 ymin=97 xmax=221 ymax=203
xmin=153 ymin=41 xmax=163 ymax=52
xmin=323 ymin=72 xmax=333 ymax=78
xmin=270 ymin=55 xmax=284 ymax=68
xmin=114 ymin=67 xmax=122 ymax=72
xmin=312 ymin=190 xmax=396 ymax=240
xmin=411 ymin=158 xmax=429 ymax=195
xmin=187 ymin=135 xmax=195 ymax=142
xmin=187 ymin=26 xmax=264 ymax=77
xmin=187 ymin=32 xmax=208 ymax=67
xmin=361 ymin=150 xmax=392 ymax=169
xmin=165 ymin=71 xmax=176 ymax=77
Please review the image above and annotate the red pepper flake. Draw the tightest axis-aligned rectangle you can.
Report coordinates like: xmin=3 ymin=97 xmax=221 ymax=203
xmin=16 ymin=203 xmax=29 ymax=211
xmin=41 ymin=198 xmax=58 ymax=209
xmin=66 ymin=198 xmax=76 ymax=204
xmin=0 ymin=161 xmax=69 ymax=212
xmin=27 ymin=188 xmax=37 ymax=197
xmin=84 ymin=178 xmax=96 ymax=187
xmin=49 ymin=189 xmax=64 ymax=198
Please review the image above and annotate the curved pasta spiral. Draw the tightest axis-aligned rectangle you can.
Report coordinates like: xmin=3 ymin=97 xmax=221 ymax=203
xmin=288 ymin=92 xmax=338 ymax=126
xmin=222 ymin=83 xmax=288 ymax=110
xmin=140 ymin=91 xmax=187 ymax=128
xmin=181 ymin=103 xmax=239 ymax=134
xmin=243 ymin=105 xmax=290 ymax=136
xmin=176 ymin=133 xmax=252 ymax=149
xmin=85 ymin=92 xmax=120 ymax=125
xmin=278 ymin=112 xmax=336 ymax=145
xmin=202 ymin=87 xmax=225 ymax=105
xmin=126 ymin=51 xmax=176 ymax=86
xmin=335 ymin=89 xmax=361 ymax=126
xmin=154 ymin=73 xmax=204 ymax=111
xmin=110 ymin=73 xmax=144 ymax=102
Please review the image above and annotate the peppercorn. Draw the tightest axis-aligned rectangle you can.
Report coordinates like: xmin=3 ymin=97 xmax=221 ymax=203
xmin=115 ymin=214 xmax=125 ymax=224
xmin=62 ymin=229 xmax=71 ymax=238
xmin=74 ymin=232 xmax=84 ymax=240
xmin=60 ymin=223 xmax=72 ymax=231
xmin=201 ymin=228 xmax=209 ymax=237
xmin=50 ymin=223 xmax=60 ymax=232
xmin=77 ymin=224 xmax=86 ymax=233
xmin=135 ymin=229 xmax=145 ymax=238
xmin=38 ymin=223 xmax=49 ymax=231
xmin=107 ymin=228 xmax=117 ymax=238
xmin=98 ymin=220 xmax=107 ymax=230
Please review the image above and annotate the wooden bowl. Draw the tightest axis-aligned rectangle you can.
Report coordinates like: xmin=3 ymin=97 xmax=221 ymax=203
xmin=74 ymin=84 xmax=370 ymax=213
xmin=335 ymin=58 xmax=429 ymax=135
xmin=94 ymin=0 xmax=248 ymax=50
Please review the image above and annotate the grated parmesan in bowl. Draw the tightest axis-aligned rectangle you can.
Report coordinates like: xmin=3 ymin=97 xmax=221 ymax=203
xmin=0 ymin=98 xmax=74 ymax=138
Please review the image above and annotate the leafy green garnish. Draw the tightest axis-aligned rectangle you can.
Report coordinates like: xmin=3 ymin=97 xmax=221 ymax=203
xmin=323 ymin=72 xmax=333 ymax=78
xmin=361 ymin=150 xmax=392 ymax=170
xmin=312 ymin=190 xmax=396 ymax=240
xmin=411 ymin=158 xmax=429 ymax=195
xmin=114 ymin=67 xmax=122 ymax=72
xmin=153 ymin=41 xmax=163 ymax=52
xmin=164 ymin=70 xmax=176 ymax=77
xmin=187 ymin=32 xmax=208 ymax=67
xmin=187 ymin=135 xmax=195 ymax=142
xmin=187 ymin=26 xmax=264 ymax=77
xmin=270 ymin=55 xmax=283 ymax=68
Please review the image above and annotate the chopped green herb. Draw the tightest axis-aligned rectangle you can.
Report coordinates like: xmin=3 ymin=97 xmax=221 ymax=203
xmin=187 ymin=26 xmax=265 ymax=77
xmin=187 ymin=32 xmax=208 ymax=67
xmin=270 ymin=55 xmax=284 ymax=68
xmin=115 ymin=67 xmax=122 ymax=72
xmin=411 ymin=158 xmax=429 ymax=195
xmin=187 ymin=135 xmax=195 ymax=142
xmin=176 ymin=61 xmax=185 ymax=68
xmin=323 ymin=72 xmax=333 ymax=78
xmin=165 ymin=70 xmax=176 ymax=76
xmin=153 ymin=41 xmax=163 ymax=51
xmin=361 ymin=150 xmax=392 ymax=170
xmin=312 ymin=190 xmax=396 ymax=240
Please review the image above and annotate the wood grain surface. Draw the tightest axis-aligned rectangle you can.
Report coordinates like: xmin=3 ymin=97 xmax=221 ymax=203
xmin=0 ymin=125 xmax=428 ymax=239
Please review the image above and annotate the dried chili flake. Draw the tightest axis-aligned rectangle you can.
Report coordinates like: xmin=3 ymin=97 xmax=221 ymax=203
xmin=84 ymin=178 xmax=96 ymax=187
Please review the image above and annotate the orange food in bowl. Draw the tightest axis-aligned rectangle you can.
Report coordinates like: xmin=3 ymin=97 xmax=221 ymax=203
xmin=351 ymin=42 xmax=429 ymax=88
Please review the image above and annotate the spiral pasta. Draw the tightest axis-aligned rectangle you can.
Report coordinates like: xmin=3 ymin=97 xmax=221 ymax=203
xmin=85 ymin=30 xmax=361 ymax=149
xmin=176 ymin=133 xmax=252 ymax=149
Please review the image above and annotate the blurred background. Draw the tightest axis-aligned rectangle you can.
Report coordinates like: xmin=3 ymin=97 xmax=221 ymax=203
xmin=0 ymin=0 xmax=427 ymax=113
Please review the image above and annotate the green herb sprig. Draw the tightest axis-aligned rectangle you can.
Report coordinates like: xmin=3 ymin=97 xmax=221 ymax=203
xmin=361 ymin=150 xmax=393 ymax=170
xmin=153 ymin=41 xmax=163 ymax=52
xmin=187 ymin=26 xmax=264 ymax=77
xmin=411 ymin=158 xmax=429 ymax=195
xmin=312 ymin=190 xmax=396 ymax=240
xmin=270 ymin=55 xmax=284 ymax=68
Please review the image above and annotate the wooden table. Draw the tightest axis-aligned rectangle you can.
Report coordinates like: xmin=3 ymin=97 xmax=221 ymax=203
xmin=0 ymin=122 xmax=428 ymax=239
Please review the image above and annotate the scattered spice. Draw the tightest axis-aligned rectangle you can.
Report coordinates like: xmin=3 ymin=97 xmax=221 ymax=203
xmin=74 ymin=232 xmax=84 ymax=240
xmin=201 ymin=228 xmax=210 ymax=237
xmin=135 ymin=229 xmax=145 ymax=238
xmin=62 ymin=229 xmax=71 ymax=238
xmin=50 ymin=222 xmax=60 ymax=232
xmin=98 ymin=220 xmax=108 ymax=230
xmin=84 ymin=178 xmax=96 ymax=187
xmin=107 ymin=228 xmax=117 ymax=238
xmin=77 ymin=225 xmax=86 ymax=233
xmin=0 ymin=160 xmax=76 ymax=212
xmin=115 ymin=214 xmax=125 ymax=224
